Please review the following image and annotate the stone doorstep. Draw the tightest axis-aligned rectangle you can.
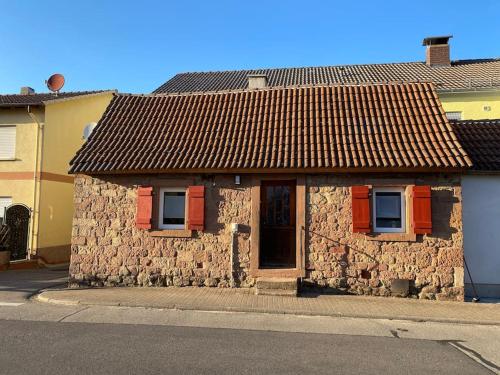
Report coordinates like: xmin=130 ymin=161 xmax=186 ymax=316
xmin=255 ymin=277 xmax=298 ymax=297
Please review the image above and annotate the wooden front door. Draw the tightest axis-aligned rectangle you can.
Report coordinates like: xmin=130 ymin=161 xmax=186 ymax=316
xmin=259 ymin=180 xmax=296 ymax=268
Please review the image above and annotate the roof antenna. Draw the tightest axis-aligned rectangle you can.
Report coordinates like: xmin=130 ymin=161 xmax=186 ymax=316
xmin=46 ymin=73 xmax=65 ymax=96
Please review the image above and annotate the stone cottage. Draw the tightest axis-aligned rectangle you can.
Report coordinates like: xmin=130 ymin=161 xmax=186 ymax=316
xmin=68 ymin=82 xmax=471 ymax=300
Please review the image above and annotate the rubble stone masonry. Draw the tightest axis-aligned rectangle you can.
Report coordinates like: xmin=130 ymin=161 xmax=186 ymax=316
xmin=70 ymin=173 xmax=464 ymax=301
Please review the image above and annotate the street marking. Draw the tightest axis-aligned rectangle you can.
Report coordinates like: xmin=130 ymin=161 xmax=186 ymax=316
xmin=0 ymin=302 xmax=24 ymax=307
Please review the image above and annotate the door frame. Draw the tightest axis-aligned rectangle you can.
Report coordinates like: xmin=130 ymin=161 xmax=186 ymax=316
xmin=250 ymin=175 xmax=306 ymax=278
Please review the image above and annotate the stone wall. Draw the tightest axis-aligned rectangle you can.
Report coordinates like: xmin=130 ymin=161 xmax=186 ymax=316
xmin=70 ymin=173 xmax=464 ymax=300
xmin=70 ymin=174 xmax=252 ymax=288
xmin=305 ymin=174 xmax=464 ymax=301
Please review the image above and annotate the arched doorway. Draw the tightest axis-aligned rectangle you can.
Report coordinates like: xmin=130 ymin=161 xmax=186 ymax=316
xmin=4 ymin=204 xmax=31 ymax=261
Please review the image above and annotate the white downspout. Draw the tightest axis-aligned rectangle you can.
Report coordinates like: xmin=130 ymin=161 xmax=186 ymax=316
xmin=27 ymin=106 xmax=44 ymax=259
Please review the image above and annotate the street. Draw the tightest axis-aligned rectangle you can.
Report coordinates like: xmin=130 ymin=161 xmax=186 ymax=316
xmin=0 ymin=270 xmax=498 ymax=374
xmin=0 ymin=319 xmax=493 ymax=375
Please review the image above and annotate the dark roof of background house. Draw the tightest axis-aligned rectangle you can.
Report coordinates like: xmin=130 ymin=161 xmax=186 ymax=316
xmin=0 ymin=91 xmax=109 ymax=107
xmin=451 ymin=119 xmax=500 ymax=171
xmin=153 ymin=59 xmax=500 ymax=94
xmin=70 ymin=82 xmax=471 ymax=174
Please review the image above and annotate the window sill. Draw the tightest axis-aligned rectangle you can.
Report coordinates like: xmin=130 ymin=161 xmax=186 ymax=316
xmin=0 ymin=158 xmax=16 ymax=161
xmin=150 ymin=229 xmax=193 ymax=238
xmin=364 ymin=232 xmax=417 ymax=242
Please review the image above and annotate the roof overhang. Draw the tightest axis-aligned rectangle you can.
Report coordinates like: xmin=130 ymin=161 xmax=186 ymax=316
xmin=70 ymin=167 xmax=469 ymax=176
xmin=42 ymin=90 xmax=117 ymax=105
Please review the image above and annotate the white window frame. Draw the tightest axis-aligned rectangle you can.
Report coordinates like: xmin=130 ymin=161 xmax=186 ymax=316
xmin=158 ymin=187 xmax=186 ymax=230
xmin=445 ymin=111 xmax=462 ymax=121
xmin=372 ymin=187 xmax=406 ymax=233
xmin=0 ymin=125 xmax=16 ymax=160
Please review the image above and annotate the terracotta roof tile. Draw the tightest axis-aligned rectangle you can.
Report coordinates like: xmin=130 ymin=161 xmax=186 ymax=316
xmin=451 ymin=119 xmax=500 ymax=171
xmin=0 ymin=91 xmax=109 ymax=107
xmin=70 ymin=82 xmax=471 ymax=174
xmin=154 ymin=59 xmax=500 ymax=94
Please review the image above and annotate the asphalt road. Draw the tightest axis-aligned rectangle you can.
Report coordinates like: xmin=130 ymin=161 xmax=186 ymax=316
xmin=0 ymin=268 xmax=67 ymax=303
xmin=0 ymin=319 xmax=491 ymax=375
xmin=0 ymin=269 xmax=498 ymax=374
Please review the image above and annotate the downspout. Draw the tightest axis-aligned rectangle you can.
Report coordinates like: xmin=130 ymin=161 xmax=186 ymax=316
xmin=230 ymin=223 xmax=239 ymax=287
xmin=27 ymin=105 xmax=45 ymax=259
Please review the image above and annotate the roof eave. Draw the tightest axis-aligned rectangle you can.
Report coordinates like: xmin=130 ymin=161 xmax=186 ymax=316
xmin=42 ymin=90 xmax=117 ymax=105
xmin=69 ymin=166 xmax=470 ymax=176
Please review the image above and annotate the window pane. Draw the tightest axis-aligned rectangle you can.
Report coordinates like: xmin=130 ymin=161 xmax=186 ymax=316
xmin=163 ymin=192 xmax=185 ymax=225
xmin=376 ymin=192 xmax=402 ymax=228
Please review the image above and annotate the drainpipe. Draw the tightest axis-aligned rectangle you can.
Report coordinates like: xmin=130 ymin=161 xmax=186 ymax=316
xmin=27 ymin=106 xmax=44 ymax=259
xmin=230 ymin=223 xmax=239 ymax=287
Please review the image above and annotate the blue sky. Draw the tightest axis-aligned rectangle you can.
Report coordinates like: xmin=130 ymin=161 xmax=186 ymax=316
xmin=1 ymin=0 xmax=499 ymax=94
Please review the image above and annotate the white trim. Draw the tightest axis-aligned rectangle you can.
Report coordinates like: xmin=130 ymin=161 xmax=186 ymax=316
xmin=372 ymin=187 xmax=406 ymax=233
xmin=158 ymin=187 xmax=186 ymax=230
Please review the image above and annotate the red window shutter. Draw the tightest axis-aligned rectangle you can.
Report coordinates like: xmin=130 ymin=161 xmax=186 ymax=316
xmin=136 ymin=186 xmax=153 ymax=229
xmin=412 ymin=185 xmax=432 ymax=234
xmin=352 ymin=186 xmax=371 ymax=233
xmin=188 ymin=186 xmax=205 ymax=231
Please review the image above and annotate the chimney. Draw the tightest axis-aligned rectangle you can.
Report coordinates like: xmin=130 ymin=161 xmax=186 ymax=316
xmin=20 ymin=87 xmax=35 ymax=95
xmin=422 ymin=35 xmax=452 ymax=66
xmin=247 ymin=74 xmax=268 ymax=89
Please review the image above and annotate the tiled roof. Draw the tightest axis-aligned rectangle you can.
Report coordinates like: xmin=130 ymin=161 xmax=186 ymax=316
xmin=451 ymin=119 xmax=500 ymax=171
xmin=153 ymin=59 xmax=500 ymax=94
xmin=0 ymin=91 xmax=107 ymax=107
xmin=70 ymin=82 xmax=471 ymax=174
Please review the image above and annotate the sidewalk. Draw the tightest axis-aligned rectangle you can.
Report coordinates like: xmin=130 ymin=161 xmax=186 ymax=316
xmin=36 ymin=286 xmax=500 ymax=325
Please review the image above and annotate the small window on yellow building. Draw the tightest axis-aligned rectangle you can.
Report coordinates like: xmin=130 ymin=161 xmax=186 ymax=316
xmin=445 ymin=112 xmax=462 ymax=121
xmin=0 ymin=126 xmax=16 ymax=159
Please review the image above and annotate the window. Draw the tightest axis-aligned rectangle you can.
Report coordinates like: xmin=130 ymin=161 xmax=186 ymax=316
xmin=158 ymin=188 xmax=186 ymax=230
xmin=0 ymin=197 xmax=12 ymax=225
xmin=445 ymin=112 xmax=462 ymax=121
xmin=373 ymin=187 xmax=406 ymax=233
xmin=0 ymin=126 xmax=16 ymax=159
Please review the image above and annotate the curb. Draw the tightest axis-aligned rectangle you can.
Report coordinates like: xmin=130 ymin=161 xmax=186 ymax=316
xmin=35 ymin=291 xmax=500 ymax=326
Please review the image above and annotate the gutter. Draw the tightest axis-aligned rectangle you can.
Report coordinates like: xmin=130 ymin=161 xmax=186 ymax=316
xmin=27 ymin=106 xmax=45 ymax=259
xmin=437 ymin=87 xmax=500 ymax=94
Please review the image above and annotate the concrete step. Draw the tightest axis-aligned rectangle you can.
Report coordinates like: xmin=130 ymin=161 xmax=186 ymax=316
xmin=255 ymin=277 xmax=298 ymax=297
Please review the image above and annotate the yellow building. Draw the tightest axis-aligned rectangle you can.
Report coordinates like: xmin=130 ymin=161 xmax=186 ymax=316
xmin=0 ymin=89 xmax=114 ymax=264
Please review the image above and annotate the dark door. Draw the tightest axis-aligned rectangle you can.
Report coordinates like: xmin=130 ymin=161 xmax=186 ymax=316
xmin=5 ymin=204 xmax=31 ymax=261
xmin=260 ymin=180 xmax=296 ymax=268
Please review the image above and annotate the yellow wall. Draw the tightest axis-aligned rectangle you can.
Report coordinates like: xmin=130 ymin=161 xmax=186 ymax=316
xmin=42 ymin=93 xmax=114 ymax=175
xmin=0 ymin=107 xmax=43 ymax=173
xmin=37 ymin=93 xmax=113 ymax=260
xmin=0 ymin=93 xmax=113 ymax=263
xmin=440 ymin=91 xmax=500 ymax=120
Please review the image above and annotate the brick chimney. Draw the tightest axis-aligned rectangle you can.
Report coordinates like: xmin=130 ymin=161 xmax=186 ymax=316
xmin=20 ymin=87 xmax=35 ymax=95
xmin=247 ymin=74 xmax=268 ymax=89
xmin=422 ymin=35 xmax=452 ymax=66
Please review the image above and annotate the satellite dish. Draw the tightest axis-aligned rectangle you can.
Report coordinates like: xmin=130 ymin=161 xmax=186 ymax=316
xmin=46 ymin=73 xmax=65 ymax=93
xmin=83 ymin=122 xmax=97 ymax=141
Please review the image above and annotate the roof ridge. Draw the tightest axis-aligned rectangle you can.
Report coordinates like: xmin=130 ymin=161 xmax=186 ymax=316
xmin=170 ymin=58 xmax=499 ymax=76
xmin=143 ymin=81 xmax=436 ymax=98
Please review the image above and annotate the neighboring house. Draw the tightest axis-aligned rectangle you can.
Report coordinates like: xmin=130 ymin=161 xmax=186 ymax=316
xmin=0 ymin=89 xmax=115 ymax=264
xmin=452 ymin=119 xmax=500 ymax=298
xmin=154 ymin=36 xmax=500 ymax=121
xmin=68 ymin=82 xmax=471 ymax=301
